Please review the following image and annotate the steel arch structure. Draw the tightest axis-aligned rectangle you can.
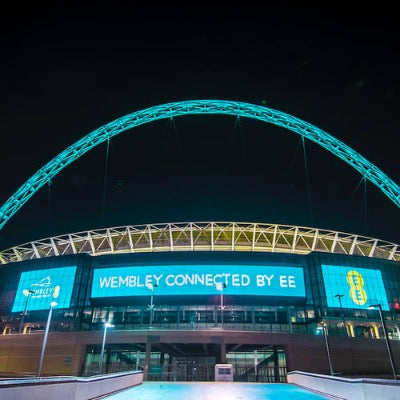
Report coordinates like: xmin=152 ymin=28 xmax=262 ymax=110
xmin=0 ymin=99 xmax=399 ymax=231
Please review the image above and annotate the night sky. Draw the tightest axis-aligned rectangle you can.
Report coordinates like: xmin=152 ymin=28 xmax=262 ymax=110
xmin=0 ymin=2 xmax=399 ymax=249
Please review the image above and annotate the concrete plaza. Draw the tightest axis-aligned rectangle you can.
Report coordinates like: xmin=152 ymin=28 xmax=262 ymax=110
xmin=103 ymin=382 xmax=331 ymax=400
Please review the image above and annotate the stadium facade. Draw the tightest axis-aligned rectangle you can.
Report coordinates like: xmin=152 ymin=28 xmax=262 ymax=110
xmin=0 ymin=221 xmax=399 ymax=381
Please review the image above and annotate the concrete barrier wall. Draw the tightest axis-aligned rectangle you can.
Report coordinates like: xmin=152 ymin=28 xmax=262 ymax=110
xmin=287 ymin=371 xmax=400 ymax=400
xmin=0 ymin=370 xmax=143 ymax=400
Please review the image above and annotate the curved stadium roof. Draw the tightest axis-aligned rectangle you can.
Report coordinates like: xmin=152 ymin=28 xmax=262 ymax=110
xmin=0 ymin=222 xmax=399 ymax=265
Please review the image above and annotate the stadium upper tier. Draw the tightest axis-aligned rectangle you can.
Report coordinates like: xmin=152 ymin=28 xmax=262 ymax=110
xmin=0 ymin=222 xmax=398 ymax=265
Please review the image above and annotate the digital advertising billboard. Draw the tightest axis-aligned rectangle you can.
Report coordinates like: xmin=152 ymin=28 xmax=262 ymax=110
xmin=12 ymin=266 xmax=77 ymax=312
xmin=91 ymin=264 xmax=306 ymax=298
xmin=321 ymin=265 xmax=389 ymax=311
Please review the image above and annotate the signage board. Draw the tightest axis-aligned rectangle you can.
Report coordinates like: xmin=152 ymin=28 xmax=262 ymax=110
xmin=321 ymin=265 xmax=389 ymax=310
xmin=91 ymin=265 xmax=305 ymax=298
xmin=12 ymin=266 xmax=77 ymax=312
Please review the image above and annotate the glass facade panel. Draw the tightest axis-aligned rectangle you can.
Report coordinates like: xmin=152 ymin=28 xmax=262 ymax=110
xmin=12 ymin=266 xmax=77 ymax=312
xmin=321 ymin=265 xmax=389 ymax=310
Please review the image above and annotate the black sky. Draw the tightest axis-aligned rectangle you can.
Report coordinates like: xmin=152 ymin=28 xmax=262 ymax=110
xmin=0 ymin=2 xmax=399 ymax=249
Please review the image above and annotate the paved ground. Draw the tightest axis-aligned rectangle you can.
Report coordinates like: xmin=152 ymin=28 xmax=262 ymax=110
xmin=104 ymin=382 xmax=332 ymax=400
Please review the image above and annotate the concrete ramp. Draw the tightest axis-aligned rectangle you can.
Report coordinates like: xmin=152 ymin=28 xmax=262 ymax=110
xmin=0 ymin=370 xmax=143 ymax=400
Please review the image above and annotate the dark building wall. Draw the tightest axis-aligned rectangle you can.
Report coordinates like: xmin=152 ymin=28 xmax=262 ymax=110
xmin=0 ymin=330 xmax=399 ymax=377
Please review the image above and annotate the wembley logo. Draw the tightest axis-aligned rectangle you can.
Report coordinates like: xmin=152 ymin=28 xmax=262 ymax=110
xmin=24 ymin=276 xmax=60 ymax=299
xmin=31 ymin=276 xmax=52 ymax=287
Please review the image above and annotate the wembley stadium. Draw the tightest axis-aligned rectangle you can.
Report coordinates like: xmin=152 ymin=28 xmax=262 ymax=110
xmin=0 ymin=100 xmax=399 ymax=382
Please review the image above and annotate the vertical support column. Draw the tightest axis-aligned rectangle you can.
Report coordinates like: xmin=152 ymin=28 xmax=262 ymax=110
xmin=144 ymin=341 xmax=151 ymax=380
xmin=168 ymin=353 xmax=173 ymax=381
xmin=159 ymin=352 xmax=165 ymax=380
xmin=273 ymin=346 xmax=280 ymax=382
xmin=160 ymin=352 xmax=165 ymax=367
xmin=136 ymin=350 xmax=141 ymax=370
xmin=106 ymin=348 xmax=111 ymax=373
xmin=348 ymin=323 xmax=355 ymax=338
xmin=220 ymin=340 xmax=226 ymax=364
xmin=254 ymin=350 xmax=258 ymax=382
xmin=373 ymin=324 xmax=380 ymax=339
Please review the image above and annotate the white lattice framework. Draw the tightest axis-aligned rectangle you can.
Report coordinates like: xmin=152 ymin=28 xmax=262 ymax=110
xmin=0 ymin=222 xmax=398 ymax=265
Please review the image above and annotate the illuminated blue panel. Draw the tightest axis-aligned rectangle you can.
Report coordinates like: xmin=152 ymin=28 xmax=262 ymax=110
xmin=321 ymin=265 xmax=389 ymax=311
xmin=91 ymin=265 xmax=305 ymax=298
xmin=12 ymin=266 xmax=77 ymax=312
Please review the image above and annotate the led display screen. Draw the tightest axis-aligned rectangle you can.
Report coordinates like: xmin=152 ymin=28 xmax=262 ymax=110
xmin=321 ymin=265 xmax=389 ymax=311
xmin=12 ymin=266 xmax=77 ymax=312
xmin=91 ymin=265 xmax=305 ymax=298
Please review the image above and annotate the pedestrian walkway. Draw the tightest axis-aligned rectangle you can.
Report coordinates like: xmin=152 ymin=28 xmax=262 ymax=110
xmin=104 ymin=382 xmax=333 ymax=399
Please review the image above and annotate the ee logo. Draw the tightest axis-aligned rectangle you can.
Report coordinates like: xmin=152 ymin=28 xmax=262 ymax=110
xmin=346 ymin=270 xmax=367 ymax=305
xmin=53 ymin=285 xmax=60 ymax=298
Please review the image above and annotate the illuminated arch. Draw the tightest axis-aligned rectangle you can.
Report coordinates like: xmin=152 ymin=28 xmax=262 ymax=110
xmin=0 ymin=100 xmax=399 ymax=231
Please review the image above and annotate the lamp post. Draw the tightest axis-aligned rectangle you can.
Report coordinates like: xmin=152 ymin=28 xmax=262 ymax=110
xmin=19 ymin=289 xmax=34 ymax=334
xmin=99 ymin=322 xmax=114 ymax=374
xmin=37 ymin=301 xmax=58 ymax=377
xmin=368 ymin=304 xmax=397 ymax=380
xmin=334 ymin=293 xmax=347 ymax=336
xmin=317 ymin=324 xmax=334 ymax=376
xmin=146 ymin=282 xmax=158 ymax=328
xmin=216 ymin=282 xmax=227 ymax=327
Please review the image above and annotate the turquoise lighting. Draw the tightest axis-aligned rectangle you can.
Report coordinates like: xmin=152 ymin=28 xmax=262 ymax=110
xmin=12 ymin=266 xmax=77 ymax=312
xmin=321 ymin=265 xmax=389 ymax=311
xmin=91 ymin=265 xmax=306 ymax=298
xmin=0 ymin=100 xmax=399 ymax=230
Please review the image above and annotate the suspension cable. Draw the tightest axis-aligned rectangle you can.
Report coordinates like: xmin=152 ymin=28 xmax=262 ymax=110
xmin=101 ymin=138 xmax=111 ymax=226
xmin=301 ymin=137 xmax=313 ymax=225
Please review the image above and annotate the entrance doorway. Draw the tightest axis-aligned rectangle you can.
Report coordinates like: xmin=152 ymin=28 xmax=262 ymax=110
xmin=226 ymin=345 xmax=287 ymax=382
xmin=173 ymin=356 xmax=215 ymax=381
xmin=82 ymin=342 xmax=287 ymax=382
